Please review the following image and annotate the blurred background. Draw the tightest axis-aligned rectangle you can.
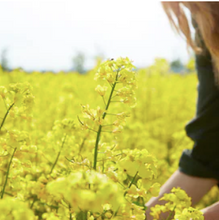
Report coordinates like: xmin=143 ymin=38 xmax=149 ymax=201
xmin=0 ymin=0 xmax=193 ymax=73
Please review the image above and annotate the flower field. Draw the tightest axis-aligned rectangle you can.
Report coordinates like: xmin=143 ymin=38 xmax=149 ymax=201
xmin=0 ymin=57 xmax=218 ymax=219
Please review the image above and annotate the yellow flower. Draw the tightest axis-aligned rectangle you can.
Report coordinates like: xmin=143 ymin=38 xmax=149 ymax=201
xmin=149 ymin=183 xmax=160 ymax=197
xmin=118 ymin=159 xmax=139 ymax=177
xmin=95 ymin=85 xmax=108 ymax=96
xmin=175 ymin=207 xmax=204 ymax=220
xmin=138 ymin=164 xmax=153 ymax=179
xmin=0 ymin=197 xmax=35 ymax=220
xmin=112 ymin=125 xmax=123 ymax=133
xmin=0 ymin=86 xmax=7 ymax=98
xmin=122 ymin=95 xmax=137 ymax=107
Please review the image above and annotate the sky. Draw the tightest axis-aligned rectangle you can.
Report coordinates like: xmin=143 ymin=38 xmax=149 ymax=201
xmin=0 ymin=0 xmax=193 ymax=71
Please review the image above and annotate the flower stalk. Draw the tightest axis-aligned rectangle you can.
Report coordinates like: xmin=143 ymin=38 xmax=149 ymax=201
xmin=0 ymin=102 xmax=14 ymax=131
xmin=166 ymin=205 xmax=176 ymax=220
xmin=50 ymin=134 xmax=67 ymax=174
xmin=124 ymin=171 xmax=139 ymax=197
xmin=1 ymin=147 xmax=17 ymax=199
xmin=93 ymin=72 xmax=118 ymax=170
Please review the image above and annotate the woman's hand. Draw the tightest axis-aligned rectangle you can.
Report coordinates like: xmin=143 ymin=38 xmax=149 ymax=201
xmin=145 ymin=170 xmax=218 ymax=220
xmin=201 ymin=201 xmax=219 ymax=220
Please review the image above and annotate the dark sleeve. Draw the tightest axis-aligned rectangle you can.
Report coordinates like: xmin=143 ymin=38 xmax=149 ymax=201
xmin=178 ymin=18 xmax=219 ymax=181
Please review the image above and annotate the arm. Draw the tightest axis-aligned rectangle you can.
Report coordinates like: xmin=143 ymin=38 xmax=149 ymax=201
xmin=145 ymin=170 xmax=218 ymax=220
xmin=201 ymin=201 xmax=219 ymax=220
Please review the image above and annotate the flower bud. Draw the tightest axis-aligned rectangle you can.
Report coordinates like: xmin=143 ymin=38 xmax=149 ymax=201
xmin=95 ymin=85 xmax=108 ymax=96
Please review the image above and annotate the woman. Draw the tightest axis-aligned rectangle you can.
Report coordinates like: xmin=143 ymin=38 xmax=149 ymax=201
xmin=146 ymin=2 xmax=219 ymax=220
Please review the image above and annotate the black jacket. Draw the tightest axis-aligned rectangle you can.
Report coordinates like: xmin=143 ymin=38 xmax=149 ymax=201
xmin=179 ymin=18 xmax=219 ymax=181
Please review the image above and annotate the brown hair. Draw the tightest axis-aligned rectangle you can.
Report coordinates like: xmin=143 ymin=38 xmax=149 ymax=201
xmin=162 ymin=2 xmax=219 ymax=84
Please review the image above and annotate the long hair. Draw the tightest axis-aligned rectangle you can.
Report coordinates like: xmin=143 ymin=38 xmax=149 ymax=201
xmin=162 ymin=2 xmax=219 ymax=85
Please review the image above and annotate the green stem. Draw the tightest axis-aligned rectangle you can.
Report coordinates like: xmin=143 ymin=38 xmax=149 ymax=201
xmin=128 ymin=171 xmax=139 ymax=188
xmin=166 ymin=205 xmax=176 ymax=220
xmin=69 ymin=204 xmax=73 ymax=220
xmin=0 ymin=191 xmax=13 ymax=197
xmin=102 ymin=80 xmax=118 ymax=120
xmin=124 ymin=171 xmax=139 ymax=196
xmin=79 ymin=135 xmax=87 ymax=154
xmin=1 ymin=147 xmax=16 ymax=199
xmin=93 ymin=125 xmax=102 ymax=170
xmin=93 ymin=72 xmax=119 ymax=170
xmin=38 ymin=202 xmax=59 ymax=209
xmin=30 ymin=195 xmax=38 ymax=208
xmin=50 ymin=134 xmax=67 ymax=174
xmin=0 ymin=103 xmax=14 ymax=131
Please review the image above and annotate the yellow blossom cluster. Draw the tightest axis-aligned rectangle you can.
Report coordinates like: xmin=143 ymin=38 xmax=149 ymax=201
xmin=47 ymin=170 xmax=124 ymax=214
xmin=0 ymin=197 xmax=36 ymax=220
xmin=0 ymin=82 xmax=34 ymax=123
xmin=150 ymin=187 xmax=204 ymax=220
